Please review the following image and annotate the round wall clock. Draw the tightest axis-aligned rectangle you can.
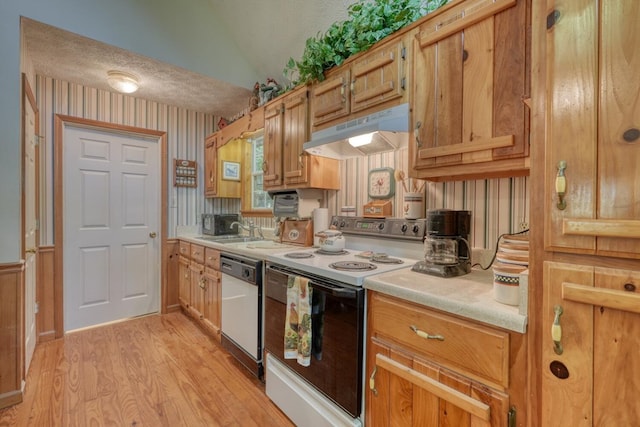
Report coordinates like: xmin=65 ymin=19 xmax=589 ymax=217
xmin=367 ymin=167 xmax=396 ymax=199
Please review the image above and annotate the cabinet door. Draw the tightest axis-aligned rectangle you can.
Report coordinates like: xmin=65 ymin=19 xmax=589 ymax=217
xmin=282 ymin=87 xmax=310 ymax=187
xmin=367 ymin=338 xmax=509 ymax=426
xmin=351 ymin=36 xmax=406 ymax=114
xmin=310 ymin=67 xmax=351 ymax=129
xmin=544 ymin=0 xmax=640 ymax=259
xmin=542 ymin=262 xmax=640 ymax=426
xmin=178 ymin=256 xmax=190 ymax=308
xmin=411 ymin=0 xmax=528 ymax=178
xmin=189 ymin=263 xmax=204 ymax=319
xmin=203 ymin=269 xmax=221 ymax=341
xmin=263 ymin=101 xmax=284 ymax=189
xmin=204 ymin=134 xmax=217 ymax=197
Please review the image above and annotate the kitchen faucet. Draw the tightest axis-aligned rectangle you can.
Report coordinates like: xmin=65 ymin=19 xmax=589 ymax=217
xmin=230 ymin=220 xmax=263 ymax=239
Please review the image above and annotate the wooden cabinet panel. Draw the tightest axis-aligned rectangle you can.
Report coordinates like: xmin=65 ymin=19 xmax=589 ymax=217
xmin=350 ymin=37 xmax=406 ymax=114
xmin=544 ymin=0 xmax=640 ymax=259
xmin=366 ymin=291 xmax=512 ymax=426
xmin=204 ymin=247 xmax=220 ymax=270
xmin=204 ymin=134 xmax=217 ymax=197
xmin=264 ymin=86 xmax=340 ymax=191
xmin=178 ymin=255 xmax=190 ymax=309
xmin=202 ymin=268 xmax=221 ymax=342
xmin=410 ymin=0 xmax=529 ymax=180
xmin=190 ymin=243 xmax=204 ymax=265
xmin=189 ymin=261 xmax=204 ymax=319
xmin=311 ymin=68 xmax=351 ymax=128
xmin=263 ymin=100 xmax=284 ymax=190
xmin=311 ymin=33 xmax=408 ymax=132
xmin=370 ymin=292 xmax=509 ymax=389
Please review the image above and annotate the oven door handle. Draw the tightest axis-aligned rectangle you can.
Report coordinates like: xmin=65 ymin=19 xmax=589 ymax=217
xmin=308 ymin=280 xmax=357 ymax=299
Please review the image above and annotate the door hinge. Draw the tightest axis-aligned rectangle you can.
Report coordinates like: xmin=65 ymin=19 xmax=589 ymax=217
xmin=35 ymin=219 xmax=40 ymax=230
xmin=401 ymin=46 xmax=406 ymax=60
xmin=34 ymin=134 xmax=44 ymax=146
xmin=35 ymin=302 xmax=39 ymax=314
xmin=508 ymin=406 xmax=516 ymax=427
xmin=401 ymin=77 xmax=406 ymax=91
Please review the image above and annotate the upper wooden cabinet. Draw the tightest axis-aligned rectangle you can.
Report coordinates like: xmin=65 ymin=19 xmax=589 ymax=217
xmin=204 ymin=133 xmax=217 ymax=197
xmin=311 ymin=34 xmax=410 ymax=131
xmin=543 ymin=0 xmax=640 ymax=259
xmin=263 ymin=85 xmax=340 ymax=191
xmin=410 ymin=0 xmax=530 ymax=181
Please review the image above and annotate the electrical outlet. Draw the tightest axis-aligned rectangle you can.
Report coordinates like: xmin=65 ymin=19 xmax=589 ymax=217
xmin=520 ymin=221 xmax=529 ymax=231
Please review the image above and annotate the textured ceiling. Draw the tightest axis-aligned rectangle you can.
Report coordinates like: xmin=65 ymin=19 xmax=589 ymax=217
xmin=22 ymin=0 xmax=358 ymax=117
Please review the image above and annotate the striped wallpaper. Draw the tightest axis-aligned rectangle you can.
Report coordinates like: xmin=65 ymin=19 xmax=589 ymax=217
xmin=35 ymin=76 xmax=529 ymax=250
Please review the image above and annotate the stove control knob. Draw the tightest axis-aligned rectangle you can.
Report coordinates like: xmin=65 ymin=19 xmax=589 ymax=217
xmin=401 ymin=224 xmax=408 ymax=233
xmin=377 ymin=223 xmax=385 ymax=231
xmin=412 ymin=224 xmax=420 ymax=234
xmin=340 ymin=220 xmax=346 ymax=228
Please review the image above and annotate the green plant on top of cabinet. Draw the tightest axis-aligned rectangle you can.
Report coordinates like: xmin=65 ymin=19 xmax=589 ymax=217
xmin=311 ymin=33 xmax=411 ymax=131
xmin=263 ymin=85 xmax=340 ymax=191
xmin=410 ymin=0 xmax=530 ymax=181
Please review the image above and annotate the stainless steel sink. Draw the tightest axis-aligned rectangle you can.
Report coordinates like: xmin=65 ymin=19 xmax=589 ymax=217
xmin=197 ymin=235 xmax=263 ymax=244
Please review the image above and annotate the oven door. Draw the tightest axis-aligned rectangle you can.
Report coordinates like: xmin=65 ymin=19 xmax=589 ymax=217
xmin=264 ymin=263 xmax=365 ymax=418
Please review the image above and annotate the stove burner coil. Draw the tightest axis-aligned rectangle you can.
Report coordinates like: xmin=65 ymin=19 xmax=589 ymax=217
xmin=284 ymin=252 xmax=315 ymax=259
xmin=315 ymin=249 xmax=349 ymax=256
xmin=329 ymin=261 xmax=377 ymax=271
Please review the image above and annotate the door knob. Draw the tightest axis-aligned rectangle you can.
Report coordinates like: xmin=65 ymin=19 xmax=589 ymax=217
xmin=149 ymin=232 xmax=157 ymax=238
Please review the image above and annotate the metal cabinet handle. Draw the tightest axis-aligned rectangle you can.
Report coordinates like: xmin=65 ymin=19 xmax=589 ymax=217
xmin=262 ymin=161 xmax=268 ymax=172
xmin=552 ymin=305 xmax=563 ymax=355
xmin=415 ymin=121 xmax=422 ymax=148
xmin=555 ymin=160 xmax=567 ymax=210
xmin=369 ymin=366 xmax=378 ymax=396
xmin=410 ymin=325 xmax=444 ymax=341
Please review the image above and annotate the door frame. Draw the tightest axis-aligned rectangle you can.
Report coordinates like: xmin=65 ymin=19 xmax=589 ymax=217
xmin=21 ymin=73 xmax=39 ymax=374
xmin=53 ymin=115 xmax=168 ymax=338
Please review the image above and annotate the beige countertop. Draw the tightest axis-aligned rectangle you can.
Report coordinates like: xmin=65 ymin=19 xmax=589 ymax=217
xmin=364 ymin=267 xmax=528 ymax=333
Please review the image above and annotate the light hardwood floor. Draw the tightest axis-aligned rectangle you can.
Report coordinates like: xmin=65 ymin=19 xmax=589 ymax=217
xmin=0 ymin=312 xmax=294 ymax=426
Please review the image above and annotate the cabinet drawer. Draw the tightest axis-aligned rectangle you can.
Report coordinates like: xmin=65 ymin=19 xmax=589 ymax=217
xmin=204 ymin=247 xmax=220 ymax=270
xmin=190 ymin=244 xmax=205 ymax=264
xmin=179 ymin=240 xmax=191 ymax=258
xmin=369 ymin=292 xmax=509 ymax=389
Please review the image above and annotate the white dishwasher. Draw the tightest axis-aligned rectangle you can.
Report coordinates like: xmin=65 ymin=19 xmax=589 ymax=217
xmin=220 ymin=252 xmax=263 ymax=379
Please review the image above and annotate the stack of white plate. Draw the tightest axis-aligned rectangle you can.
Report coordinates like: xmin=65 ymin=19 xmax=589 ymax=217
xmin=493 ymin=233 xmax=529 ymax=306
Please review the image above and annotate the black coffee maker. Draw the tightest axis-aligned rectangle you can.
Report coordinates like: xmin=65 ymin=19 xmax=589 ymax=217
xmin=412 ymin=209 xmax=472 ymax=277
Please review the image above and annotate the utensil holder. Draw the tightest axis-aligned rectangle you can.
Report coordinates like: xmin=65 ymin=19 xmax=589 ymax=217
xmin=403 ymin=192 xmax=424 ymax=219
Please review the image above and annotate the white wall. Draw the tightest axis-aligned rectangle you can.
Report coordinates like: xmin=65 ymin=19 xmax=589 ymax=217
xmin=0 ymin=0 xmax=260 ymax=262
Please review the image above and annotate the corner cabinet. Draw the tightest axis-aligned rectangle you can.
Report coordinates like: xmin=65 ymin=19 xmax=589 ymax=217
xmin=263 ymin=85 xmax=340 ymax=191
xmin=311 ymin=32 xmax=410 ymax=131
xmin=366 ymin=292 xmax=515 ymax=426
xmin=410 ymin=0 xmax=530 ymax=181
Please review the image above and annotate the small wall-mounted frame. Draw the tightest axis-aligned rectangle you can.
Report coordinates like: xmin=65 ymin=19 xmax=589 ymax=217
xmin=222 ymin=161 xmax=240 ymax=181
xmin=174 ymin=159 xmax=197 ymax=187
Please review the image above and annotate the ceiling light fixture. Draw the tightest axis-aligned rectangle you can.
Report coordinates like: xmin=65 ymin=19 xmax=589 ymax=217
xmin=106 ymin=70 xmax=139 ymax=94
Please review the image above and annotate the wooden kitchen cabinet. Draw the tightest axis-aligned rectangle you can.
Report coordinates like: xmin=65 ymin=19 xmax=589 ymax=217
xmin=541 ymin=262 xmax=640 ymax=425
xmin=178 ymin=241 xmax=191 ymax=309
xmin=204 ymin=133 xmax=217 ymax=197
xmin=410 ymin=0 xmax=530 ymax=181
xmin=543 ymin=0 xmax=640 ymax=259
xmin=177 ymin=240 xmax=222 ymax=342
xmin=366 ymin=291 xmax=513 ymax=426
xmin=311 ymin=33 xmax=409 ymax=131
xmin=263 ymin=85 xmax=339 ymax=191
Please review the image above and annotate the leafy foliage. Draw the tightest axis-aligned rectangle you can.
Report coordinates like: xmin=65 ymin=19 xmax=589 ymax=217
xmin=283 ymin=0 xmax=450 ymax=85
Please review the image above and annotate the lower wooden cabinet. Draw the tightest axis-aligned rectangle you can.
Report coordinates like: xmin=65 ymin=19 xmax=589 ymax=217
xmin=366 ymin=291 xmax=513 ymax=426
xmin=541 ymin=262 xmax=640 ymax=426
xmin=177 ymin=240 xmax=222 ymax=342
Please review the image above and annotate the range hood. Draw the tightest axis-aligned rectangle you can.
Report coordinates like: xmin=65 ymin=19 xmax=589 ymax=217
xmin=303 ymin=103 xmax=409 ymax=159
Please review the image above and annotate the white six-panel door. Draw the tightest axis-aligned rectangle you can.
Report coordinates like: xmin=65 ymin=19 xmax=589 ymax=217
xmin=63 ymin=125 xmax=160 ymax=331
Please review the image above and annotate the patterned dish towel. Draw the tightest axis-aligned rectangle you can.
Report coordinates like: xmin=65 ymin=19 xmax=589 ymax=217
xmin=284 ymin=275 xmax=313 ymax=367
